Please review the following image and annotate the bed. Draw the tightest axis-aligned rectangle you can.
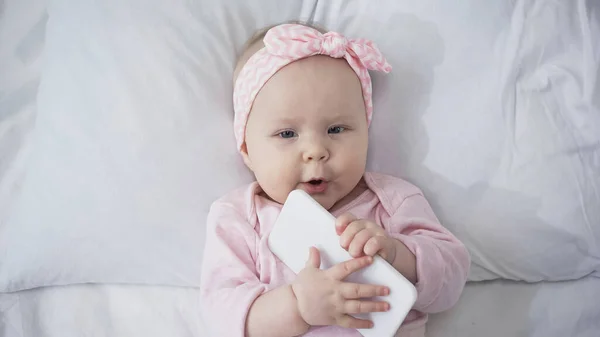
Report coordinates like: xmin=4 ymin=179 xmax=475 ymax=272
xmin=1 ymin=277 xmax=599 ymax=337
xmin=1 ymin=0 xmax=599 ymax=336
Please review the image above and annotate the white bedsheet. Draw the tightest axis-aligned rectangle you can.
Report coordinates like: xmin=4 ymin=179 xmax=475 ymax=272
xmin=1 ymin=0 xmax=599 ymax=336
xmin=2 ymin=277 xmax=599 ymax=337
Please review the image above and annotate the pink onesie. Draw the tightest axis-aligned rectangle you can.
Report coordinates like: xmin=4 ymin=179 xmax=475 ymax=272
xmin=200 ymin=172 xmax=470 ymax=337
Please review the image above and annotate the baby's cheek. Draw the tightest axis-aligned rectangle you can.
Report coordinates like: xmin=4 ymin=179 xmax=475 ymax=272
xmin=342 ymin=146 xmax=367 ymax=172
xmin=264 ymin=161 xmax=296 ymax=201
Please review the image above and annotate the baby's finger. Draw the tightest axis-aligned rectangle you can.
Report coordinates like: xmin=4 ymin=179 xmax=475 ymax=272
xmin=339 ymin=221 xmax=366 ymax=249
xmin=343 ymin=300 xmax=390 ymax=314
xmin=340 ymin=282 xmax=389 ymax=299
xmin=348 ymin=229 xmax=373 ymax=258
xmin=328 ymin=256 xmax=373 ymax=280
xmin=305 ymin=246 xmax=321 ymax=269
xmin=336 ymin=315 xmax=374 ymax=330
xmin=335 ymin=213 xmax=357 ymax=235
xmin=363 ymin=236 xmax=387 ymax=258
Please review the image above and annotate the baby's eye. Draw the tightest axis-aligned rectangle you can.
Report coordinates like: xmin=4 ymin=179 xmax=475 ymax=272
xmin=278 ymin=130 xmax=296 ymax=139
xmin=328 ymin=126 xmax=345 ymax=134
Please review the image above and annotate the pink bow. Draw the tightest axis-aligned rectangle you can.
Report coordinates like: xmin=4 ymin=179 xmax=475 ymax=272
xmin=264 ymin=24 xmax=392 ymax=73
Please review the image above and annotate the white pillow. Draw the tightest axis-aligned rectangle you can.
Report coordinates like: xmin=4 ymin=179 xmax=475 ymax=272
xmin=0 ymin=0 xmax=46 ymax=212
xmin=314 ymin=0 xmax=600 ymax=281
xmin=0 ymin=0 xmax=317 ymax=292
xmin=2 ymin=0 xmax=599 ymax=293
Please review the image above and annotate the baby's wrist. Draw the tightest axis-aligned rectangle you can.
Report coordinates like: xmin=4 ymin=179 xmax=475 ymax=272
xmin=391 ymin=239 xmax=418 ymax=284
xmin=288 ymin=284 xmax=311 ymax=333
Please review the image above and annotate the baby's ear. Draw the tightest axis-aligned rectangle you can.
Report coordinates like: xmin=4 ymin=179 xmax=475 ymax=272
xmin=240 ymin=143 xmax=253 ymax=171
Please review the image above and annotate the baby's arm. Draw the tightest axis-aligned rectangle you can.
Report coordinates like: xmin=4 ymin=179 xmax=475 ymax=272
xmin=246 ymin=285 xmax=309 ymax=337
xmin=200 ymin=203 xmax=308 ymax=337
xmin=386 ymin=193 xmax=470 ymax=313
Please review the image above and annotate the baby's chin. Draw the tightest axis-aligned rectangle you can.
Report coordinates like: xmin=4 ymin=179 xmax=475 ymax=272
xmin=260 ymin=185 xmax=341 ymax=210
xmin=263 ymin=190 xmax=336 ymax=210
xmin=309 ymin=193 xmax=339 ymax=211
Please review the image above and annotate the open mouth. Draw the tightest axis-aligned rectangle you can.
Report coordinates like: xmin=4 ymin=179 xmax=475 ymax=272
xmin=302 ymin=179 xmax=328 ymax=194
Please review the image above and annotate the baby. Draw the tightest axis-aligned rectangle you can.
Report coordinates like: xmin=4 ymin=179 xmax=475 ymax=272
xmin=200 ymin=22 xmax=470 ymax=337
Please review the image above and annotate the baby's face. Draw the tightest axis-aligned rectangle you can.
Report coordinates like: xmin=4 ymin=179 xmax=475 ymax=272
xmin=242 ymin=55 xmax=368 ymax=210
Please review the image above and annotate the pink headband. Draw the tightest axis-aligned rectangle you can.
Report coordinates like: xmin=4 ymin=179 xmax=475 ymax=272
xmin=233 ymin=24 xmax=392 ymax=151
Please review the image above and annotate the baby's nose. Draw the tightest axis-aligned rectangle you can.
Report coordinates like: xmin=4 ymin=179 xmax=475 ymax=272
xmin=306 ymin=153 xmax=327 ymax=161
xmin=303 ymin=144 xmax=329 ymax=162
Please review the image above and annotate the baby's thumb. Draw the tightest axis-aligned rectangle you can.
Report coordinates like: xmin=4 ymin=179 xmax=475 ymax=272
xmin=305 ymin=246 xmax=321 ymax=269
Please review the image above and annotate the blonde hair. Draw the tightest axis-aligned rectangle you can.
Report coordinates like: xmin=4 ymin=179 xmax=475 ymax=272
xmin=233 ymin=20 xmax=328 ymax=82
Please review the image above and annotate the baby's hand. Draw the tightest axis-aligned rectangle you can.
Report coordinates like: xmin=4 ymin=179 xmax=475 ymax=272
xmin=291 ymin=247 xmax=390 ymax=329
xmin=336 ymin=213 xmax=396 ymax=265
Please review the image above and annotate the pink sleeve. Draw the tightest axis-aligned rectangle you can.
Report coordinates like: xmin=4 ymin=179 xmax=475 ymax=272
xmin=385 ymin=193 xmax=470 ymax=313
xmin=199 ymin=202 xmax=267 ymax=337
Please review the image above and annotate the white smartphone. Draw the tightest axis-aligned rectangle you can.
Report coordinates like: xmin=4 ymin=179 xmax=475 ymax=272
xmin=268 ymin=189 xmax=417 ymax=337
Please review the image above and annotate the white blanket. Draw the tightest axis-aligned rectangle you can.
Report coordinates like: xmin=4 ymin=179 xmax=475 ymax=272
xmin=2 ymin=277 xmax=599 ymax=337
